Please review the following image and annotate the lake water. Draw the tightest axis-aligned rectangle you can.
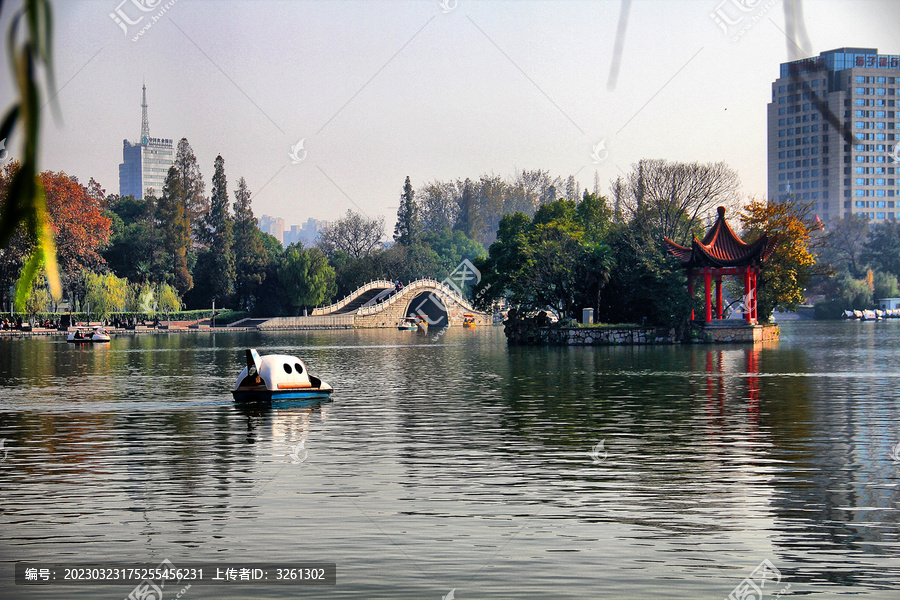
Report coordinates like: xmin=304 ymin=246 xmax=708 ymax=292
xmin=1 ymin=322 xmax=899 ymax=599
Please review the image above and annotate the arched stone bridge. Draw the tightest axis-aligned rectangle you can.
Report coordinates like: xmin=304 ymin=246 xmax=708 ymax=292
xmin=311 ymin=278 xmax=491 ymax=328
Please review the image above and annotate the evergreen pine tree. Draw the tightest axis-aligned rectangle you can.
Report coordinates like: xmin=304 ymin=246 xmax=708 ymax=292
xmin=173 ymin=138 xmax=207 ymax=241
xmin=195 ymin=155 xmax=236 ymax=305
xmin=231 ymin=177 xmax=267 ymax=310
xmin=393 ymin=176 xmax=420 ymax=246
xmin=454 ymin=178 xmax=477 ymax=240
xmin=612 ymin=176 xmax=624 ymax=223
xmin=157 ymin=167 xmax=193 ymax=294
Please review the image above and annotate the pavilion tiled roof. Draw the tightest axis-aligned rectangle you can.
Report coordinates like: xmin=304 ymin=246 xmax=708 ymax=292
xmin=663 ymin=206 xmax=778 ymax=268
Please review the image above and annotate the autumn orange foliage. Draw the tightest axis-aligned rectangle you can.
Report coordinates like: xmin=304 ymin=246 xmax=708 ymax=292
xmin=1 ymin=164 xmax=112 ymax=293
xmin=40 ymin=171 xmax=112 ymax=274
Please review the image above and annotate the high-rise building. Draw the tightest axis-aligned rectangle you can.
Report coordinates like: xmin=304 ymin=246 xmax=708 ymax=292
xmin=283 ymin=225 xmax=303 ymax=247
xmin=767 ymin=48 xmax=899 ymax=223
xmin=299 ymin=218 xmax=327 ymax=246
xmin=118 ymin=84 xmax=175 ymax=199
xmin=259 ymin=215 xmax=286 ymax=244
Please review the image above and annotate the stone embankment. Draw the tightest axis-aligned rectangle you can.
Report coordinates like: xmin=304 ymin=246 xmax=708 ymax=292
xmin=505 ymin=322 xmax=677 ymax=346
xmin=503 ymin=313 xmax=779 ymax=346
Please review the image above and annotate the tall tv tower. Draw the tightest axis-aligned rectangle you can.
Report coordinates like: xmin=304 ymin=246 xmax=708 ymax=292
xmin=140 ymin=83 xmax=150 ymax=144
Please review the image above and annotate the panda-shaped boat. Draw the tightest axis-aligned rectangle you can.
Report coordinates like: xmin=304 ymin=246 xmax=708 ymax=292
xmin=232 ymin=348 xmax=333 ymax=402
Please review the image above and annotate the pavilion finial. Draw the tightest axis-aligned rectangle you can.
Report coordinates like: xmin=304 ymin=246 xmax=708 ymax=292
xmin=717 ymin=206 xmax=726 ymax=217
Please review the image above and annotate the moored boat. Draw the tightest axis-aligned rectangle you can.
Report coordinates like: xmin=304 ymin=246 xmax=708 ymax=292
xmin=462 ymin=315 xmax=476 ymax=327
xmin=232 ymin=348 xmax=332 ymax=402
xmin=398 ymin=317 xmax=418 ymax=331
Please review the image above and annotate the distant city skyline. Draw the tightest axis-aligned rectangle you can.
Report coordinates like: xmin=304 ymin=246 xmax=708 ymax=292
xmin=259 ymin=215 xmax=329 ymax=248
xmin=2 ymin=0 xmax=900 ymax=229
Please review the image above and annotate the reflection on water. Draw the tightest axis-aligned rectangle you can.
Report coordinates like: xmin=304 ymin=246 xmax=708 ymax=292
xmin=1 ymin=324 xmax=899 ymax=598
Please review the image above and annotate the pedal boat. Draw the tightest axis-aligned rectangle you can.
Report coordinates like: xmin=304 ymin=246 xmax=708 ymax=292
xmin=67 ymin=326 xmax=111 ymax=343
xmin=232 ymin=349 xmax=333 ymax=402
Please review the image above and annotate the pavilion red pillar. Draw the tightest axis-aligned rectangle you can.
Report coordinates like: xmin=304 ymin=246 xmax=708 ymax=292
xmin=704 ymin=270 xmax=712 ymax=323
xmin=715 ymin=276 xmax=723 ymax=319
xmin=687 ymin=270 xmax=695 ymax=320
xmin=744 ymin=267 xmax=752 ymax=323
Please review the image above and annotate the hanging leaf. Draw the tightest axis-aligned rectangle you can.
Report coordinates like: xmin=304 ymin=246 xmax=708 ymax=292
xmin=0 ymin=0 xmax=62 ymax=312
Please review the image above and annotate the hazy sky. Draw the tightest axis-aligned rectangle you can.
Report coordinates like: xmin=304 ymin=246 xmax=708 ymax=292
xmin=1 ymin=0 xmax=899 ymax=228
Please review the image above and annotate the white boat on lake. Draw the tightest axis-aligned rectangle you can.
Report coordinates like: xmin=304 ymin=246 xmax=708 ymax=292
xmin=232 ymin=348 xmax=333 ymax=402
xmin=66 ymin=326 xmax=111 ymax=343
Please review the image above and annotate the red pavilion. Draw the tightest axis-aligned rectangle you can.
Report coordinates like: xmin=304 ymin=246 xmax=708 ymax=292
xmin=664 ymin=206 xmax=777 ymax=324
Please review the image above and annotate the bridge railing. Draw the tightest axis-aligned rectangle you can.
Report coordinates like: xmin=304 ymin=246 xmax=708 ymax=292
xmin=355 ymin=278 xmax=480 ymax=316
xmin=311 ymin=279 xmax=394 ymax=316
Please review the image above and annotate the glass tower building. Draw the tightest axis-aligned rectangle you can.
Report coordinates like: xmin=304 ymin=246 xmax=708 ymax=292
xmin=767 ymin=47 xmax=899 ymax=223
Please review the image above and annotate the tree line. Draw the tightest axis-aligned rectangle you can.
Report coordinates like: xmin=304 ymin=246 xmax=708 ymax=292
xmin=0 ymin=139 xmax=306 ymax=318
xmin=809 ymin=215 xmax=900 ymax=316
xmin=2 ymin=153 xmax=835 ymax=326
xmin=471 ymin=160 xmax=821 ymax=326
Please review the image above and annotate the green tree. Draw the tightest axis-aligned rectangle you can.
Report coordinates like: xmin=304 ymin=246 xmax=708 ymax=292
xmin=393 ymin=176 xmax=420 ymax=246
xmin=83 ymin=270 xmax=129 ymax=321
xmin=600 ymin=214 xmax=689 ymax=327
xmin=231 ymin=177 xmax=267 ymax=310
xmin=577 ymin=190 xmax=613 ymax=243
xmin=156 ymin=282 xmax=182 ymax=316
xmin=873 ymin=270 xmax=900 ymax=301
xmin=522 ymin=218 xmax=590 ymax=318
xmin=740 ymin=199 xmax=818 ymax=321
xmin=472 ymin=173 xmax=505 ymax=246
xmin=453 ymin=178 xmax=478 ymax=240
xmin=173 ymin=138 xmax=207 ymax=240
xmin=422 ymin=227 xmax=485 ymax=280
xmin=157 ymin=167 xmax=193 ymax=295
xmin=189 ymin=155 xmax=235 ymax=308
xmin=127 ymin=281 xmax=157 ymax=316
xmin=277 ymin=245 xmax=336 ymax=314
xmin=23 ymin=271 xmax=52 ymax=322
xmin=329 ymin=250 xmax=379 ymax=299
xmin=474 ymin=199 xmax=614 ymax=321
xmin=833 ymin=272 xmax=873 ymax=308
xmin=819 ymin=214 xmax=870 ymax=278
xmin=382 ymin=242 xmax=442 ymax=284
xmin=862 ymin=219 xmax=900 ymax=278
xmin=103 ymin=194 xmax=165 ymax=284
xmin=417 ymin=180 xmax=458 ymax=235
xmin=473 ymin=212 xmax=530 ymax=311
